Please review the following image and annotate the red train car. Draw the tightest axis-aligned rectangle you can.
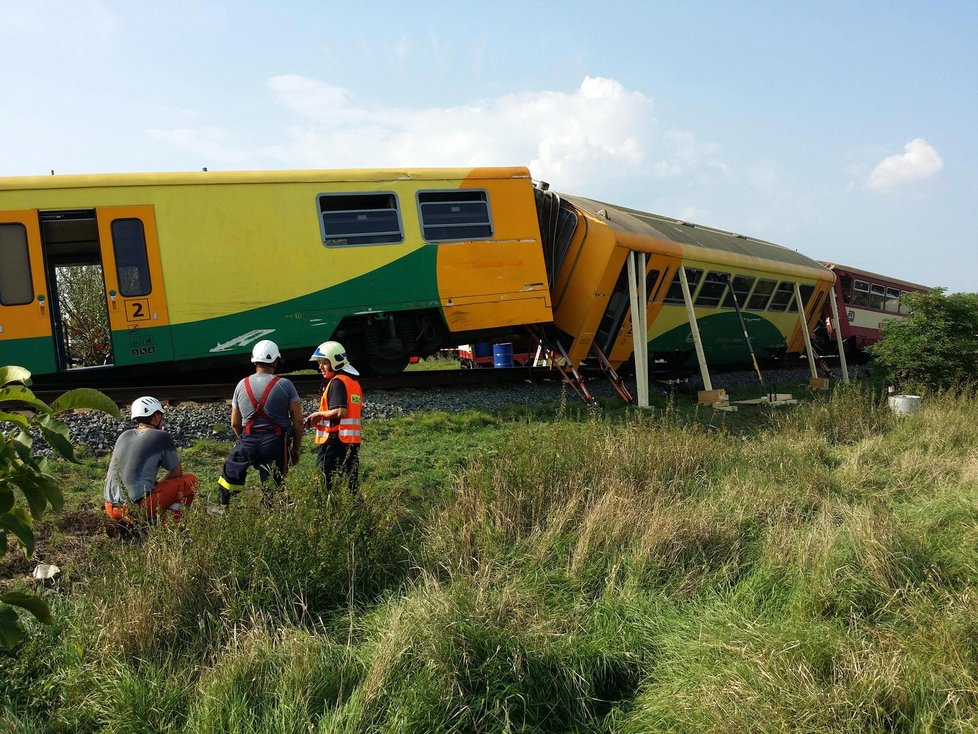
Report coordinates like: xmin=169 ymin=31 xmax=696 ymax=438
xmin=817 ymin=263 xmax=929 ymax=355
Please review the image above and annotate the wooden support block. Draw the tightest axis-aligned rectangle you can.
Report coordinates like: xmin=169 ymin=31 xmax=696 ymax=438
xmin=808 ymin=377 xmax=830 ymax=390
xmin=697 ymin=389 xmax=727 ymax=406
xmin=733 ymin=393 xmax=798 ymax=407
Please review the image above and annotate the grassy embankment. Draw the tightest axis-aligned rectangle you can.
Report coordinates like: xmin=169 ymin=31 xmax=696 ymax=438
xmin=3 ymin=385 xmax=978 ymax=732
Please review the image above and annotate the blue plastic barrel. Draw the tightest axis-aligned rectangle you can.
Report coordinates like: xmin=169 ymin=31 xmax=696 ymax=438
xmin=474 ymin=342 xmax=492 ymax=359
xmin=493 ymin=342 xmax=514 ymax=368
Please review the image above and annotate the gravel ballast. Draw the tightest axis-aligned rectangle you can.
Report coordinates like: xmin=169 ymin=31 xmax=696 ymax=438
xmin=38 ymin=366 xmax=854 ymax=454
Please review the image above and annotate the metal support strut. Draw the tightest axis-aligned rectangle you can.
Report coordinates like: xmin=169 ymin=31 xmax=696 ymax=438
xmin=530 ymin=327 xmax=595 ymax=404
xmin=590 ymin=343 xmax=633 ymax=404
xmin=627 ymin=251 xmax=650 ymax=407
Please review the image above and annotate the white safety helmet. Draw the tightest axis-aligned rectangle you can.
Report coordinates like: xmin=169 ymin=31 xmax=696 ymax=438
xmin=131 ymin=396 xmax=164 ymax=420
xmin=309 ymin=341 xmax=349 ymax=370
xmin=250 ymin=339 xmax=281 ymax=364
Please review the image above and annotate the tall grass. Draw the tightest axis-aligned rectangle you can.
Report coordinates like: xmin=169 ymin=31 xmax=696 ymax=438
xmin=4 ymin=388 xmax=978 ymax=731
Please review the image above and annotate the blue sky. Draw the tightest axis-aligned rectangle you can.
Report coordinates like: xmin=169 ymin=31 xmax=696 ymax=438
xmin=2 ymin=1 xmax=975 ymax=292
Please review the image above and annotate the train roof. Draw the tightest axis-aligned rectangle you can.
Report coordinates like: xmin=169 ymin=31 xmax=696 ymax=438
xmin=561 ymin=194 xmax=828 ymax=272
xmin=818 ymin=262 xmax=930 ymax=291
xmin=0 ymin=167 xmax=532 ymax=191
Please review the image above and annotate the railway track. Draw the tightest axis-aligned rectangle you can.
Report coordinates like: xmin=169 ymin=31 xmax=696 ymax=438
xmin=30 ymin=355 xmax=853 ymax=407
xmin=32 ymin=365 xmax=563 ymax=405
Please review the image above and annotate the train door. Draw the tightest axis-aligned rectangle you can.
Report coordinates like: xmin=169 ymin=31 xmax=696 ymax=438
xmin=37 ymin=206 xmax=172 ymax=372
xmin=0 ymin=210 xmax=56 ymax=374
xmin=37 ymin=210 xmax=114 ymax=370
xmin=95 ymin=206 xmax=173 ymax=368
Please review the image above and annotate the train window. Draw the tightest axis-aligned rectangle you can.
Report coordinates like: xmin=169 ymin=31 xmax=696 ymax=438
xmin=839 ymin=274 xmax=853 ymax=304
xmin=0 ymin=223 xmax=34 ymax=306
xmin=111 ymin=219 xmax=152 ymax=297
xmin=767 ymin=282 xmax=796 ymax=312
xmin=853 ymin=280 xmax=870 ymax=306
xmin=885 ymin=287 xmax=901 ymax=313
xmin=694 ymin=272 xmax=730 ymax=307
xmin=318 ymin=192 xmax=403 ymax=246
xmin=870 ymin=284 xmax=885 ymax=310
xmin=747 ymin=279 xmax=776 ymax=310
xmin=417 ymin=190 xmax=492 ymax=241
xmin=663 ymin=268 xmax=703 ymax=304
xmin=792 ymin=284 xmax=814 ymax=313
xmin=720 ymin=275 xmax=755 ymax=309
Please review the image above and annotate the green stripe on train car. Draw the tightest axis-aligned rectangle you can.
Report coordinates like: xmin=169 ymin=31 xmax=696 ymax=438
xmin=109 ymin=324 xmax=175 ymax=367
xmin=649 ymin=312 xmax=787 ymax=366
xmin=0 ymin=337 xmax=56 ymax=375
xmin=168 ymin=245 xmax=440 ymax=359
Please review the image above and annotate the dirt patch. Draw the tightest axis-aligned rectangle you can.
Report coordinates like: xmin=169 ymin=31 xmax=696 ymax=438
xmin=1 ymin=501 xmax=110 ymax=588
xmin=56 ymin=506 xmax=108 ymax=536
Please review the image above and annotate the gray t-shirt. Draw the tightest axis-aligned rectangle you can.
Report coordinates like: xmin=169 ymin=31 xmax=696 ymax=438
xmin=232 ymin=373 xmax=300 ymax=433
xmin=103 ymin=428 xmax=180 ymax=504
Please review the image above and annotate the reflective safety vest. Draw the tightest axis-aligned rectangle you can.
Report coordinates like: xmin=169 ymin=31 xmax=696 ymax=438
xmin=314 ymin=373 xmax=362 ymax=445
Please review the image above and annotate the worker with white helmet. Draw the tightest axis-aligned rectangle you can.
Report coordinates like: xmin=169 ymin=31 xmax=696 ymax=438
xmin=217 ymin=339 xmax=304 ymax=506
xmin=304 ymin=340 xmax=363 ymax=493
xmin=103 ymin=396 xmax=197 ymax=528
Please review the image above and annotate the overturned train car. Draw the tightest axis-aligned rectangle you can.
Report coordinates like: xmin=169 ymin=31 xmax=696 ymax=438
xmin=537 ymin=190 xmax=836 ymax=372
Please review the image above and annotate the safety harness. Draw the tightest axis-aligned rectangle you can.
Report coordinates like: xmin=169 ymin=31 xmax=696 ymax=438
xmin=242 ymin=375 xmax=285 ymax=436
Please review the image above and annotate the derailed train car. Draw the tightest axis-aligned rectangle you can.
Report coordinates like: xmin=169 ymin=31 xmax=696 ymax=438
xmin=0 ymin=165 xmax=837 ymax=386
xmin=816 ymin=262 xmax=929 ymax=356
xmin=0 ymin=168 xmax=553 ymax=378
xmin=536 ymin=190 xmax=836 ymax=372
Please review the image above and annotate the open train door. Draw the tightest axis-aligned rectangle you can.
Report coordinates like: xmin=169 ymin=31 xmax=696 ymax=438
xmin=0 ymin=210 xmax=56 ymax=374
xmin=95 ymin=206 xmax=174 ymax=368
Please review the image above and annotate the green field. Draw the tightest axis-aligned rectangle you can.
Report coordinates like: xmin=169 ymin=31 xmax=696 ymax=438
xmin=3 ymin=385 xmax=978 ymax=732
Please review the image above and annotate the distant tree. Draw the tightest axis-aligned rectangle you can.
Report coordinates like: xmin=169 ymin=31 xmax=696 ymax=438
xmin=56 ymin=265 xmax=111 ymax=367
xmin=0 ymin=366 xmax=119 ymax=649
xmin=867 ymin=289 xmax=978 ymax=392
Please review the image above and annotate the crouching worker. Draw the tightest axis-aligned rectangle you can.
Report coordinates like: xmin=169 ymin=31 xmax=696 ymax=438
xmin=304 ymin=341 xmax=362 ymax=493
xmin=103 ymin=396 xmax=197 ymax=529
xmin=218 ymin=339 xmax=303 ymax=506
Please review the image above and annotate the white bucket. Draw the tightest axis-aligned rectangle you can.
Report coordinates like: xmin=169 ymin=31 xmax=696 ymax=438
xmin=888 ymin=394 xmax=922 ymax=415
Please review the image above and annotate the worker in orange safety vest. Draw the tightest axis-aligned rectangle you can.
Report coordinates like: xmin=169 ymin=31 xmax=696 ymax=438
xmin=304 ymin=340 xmax=362 ymax=493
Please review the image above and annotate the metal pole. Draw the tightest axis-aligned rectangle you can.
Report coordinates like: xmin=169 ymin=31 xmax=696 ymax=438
xmin=679 ymin=267 xmax=712 ymax=392
xmin=828 ymin=288 xmax=850 ymax=383
xmin=638 ymin=253 xmax=649 ymax=406
xmin=627 ymin=252 xmax=649 ymax=407
xmin=726 ymin=276 xmax=763 ymax=387
xmin=794 ymin=283 xmax=818 ymax=381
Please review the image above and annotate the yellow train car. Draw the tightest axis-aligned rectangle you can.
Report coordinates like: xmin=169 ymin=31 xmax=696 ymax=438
xmin=0 ymin=168 xmax=552 ymax=377
xmin=537 ymin=191 xmax=835 ymax=369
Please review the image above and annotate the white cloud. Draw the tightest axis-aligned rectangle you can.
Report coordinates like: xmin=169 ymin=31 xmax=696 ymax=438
xmin=866 ymin=138 xmax=943 ymax=191
xmin=262 ymin=75 xmax=652 ymax=189
xmin=152 ymin=76 xmax=740 ymax=204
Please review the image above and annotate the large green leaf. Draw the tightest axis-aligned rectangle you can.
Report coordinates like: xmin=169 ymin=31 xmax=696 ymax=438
xmin=0 ymin=410 xmax=30 ymax=432
xmin=0 ymin=366 xmax=32 ymax=389
xmin=38 ymin=472 xmax=64 ymax=514
xmin=0 ymin=591 xmax=52 ymax=624
xmin=10 ymin=467 xmax=53 ymax=519
xmin=37 ymin=414 xmax=77 ymax=463
xmin=0 ymin=605 xmax=25 ymax=649
xmin=0 ymin=508 xmax=35 ymax=556
xmin=50 ymin=387 xmax=120 ymax=418
xmin=0 ymin=486 xmax=13 ymax=515
xmin=12 ymin=429 xmax=34 ymax=454
xmin=0 ymin=531 xmax=6 ymax=555
xmin=0 ymin=385 xmax=49 ymax=415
